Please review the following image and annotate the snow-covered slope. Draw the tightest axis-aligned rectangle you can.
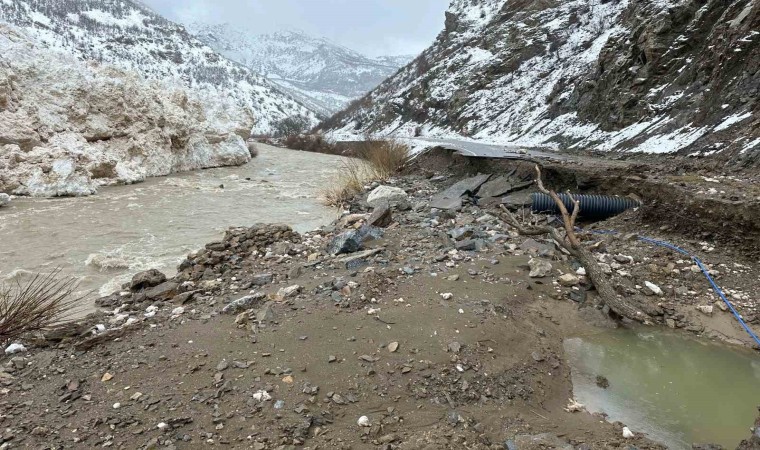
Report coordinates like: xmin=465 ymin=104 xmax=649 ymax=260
xmin=189 ymin=25 xmax=414 ymax=116
xmin=0 ymin=24 xmax=253 ymax=197
xmin=323 ymin=0 xmax=760 ymax=166
xmin=0 ymin=0 xmax=318 ymax=134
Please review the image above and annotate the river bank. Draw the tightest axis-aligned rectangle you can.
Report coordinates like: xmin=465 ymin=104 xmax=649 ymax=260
xmin=0 ymin=144 xmax=343 ymax=311
xmin=2 ymin=154 xmax=760 ymax=449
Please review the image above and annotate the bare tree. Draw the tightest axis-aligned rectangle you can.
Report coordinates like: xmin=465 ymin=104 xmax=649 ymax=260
xmin=497 ymin=165 xmax=651 ymax=323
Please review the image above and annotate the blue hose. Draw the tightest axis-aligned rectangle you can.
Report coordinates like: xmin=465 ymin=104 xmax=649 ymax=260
xmin=586 ymin=229 xmax=760 ymax=348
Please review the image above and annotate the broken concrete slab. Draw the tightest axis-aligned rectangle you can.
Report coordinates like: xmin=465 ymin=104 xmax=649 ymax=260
xmin=476 ymin=176 xmax=513 ymax=198
xmin=437 ymin=174 xmax=491 ymax=199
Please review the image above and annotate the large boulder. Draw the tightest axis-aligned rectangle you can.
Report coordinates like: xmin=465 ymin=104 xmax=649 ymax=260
xmin=129 ymin=269 xmax=167 ymax=292
xmin=367 ymin=186 xmax=409 ymax=210
xmin=0 ymin=193 xmax=9 ymax=207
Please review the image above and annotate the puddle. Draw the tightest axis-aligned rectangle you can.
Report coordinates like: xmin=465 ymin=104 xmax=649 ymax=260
xmin=565 ymin=328 xmax=760 ymax=449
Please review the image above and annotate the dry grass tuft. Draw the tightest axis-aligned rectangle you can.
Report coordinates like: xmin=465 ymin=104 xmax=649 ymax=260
xmin=355 ymin=139 xmax=410 ymax=178
xmin=319 ymin=140 xmax=410 ymax=207
xmin=0 ymin=269 xmax=84 ymax=344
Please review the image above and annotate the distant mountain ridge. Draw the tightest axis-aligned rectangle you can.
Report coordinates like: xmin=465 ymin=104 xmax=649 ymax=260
xmin=323 ymin=0 xmax=760 ymax=166
xmin=188 ymin=24 xmax=414 ymax=116
xmin=0 ymin=0 xmax=318 ymax=134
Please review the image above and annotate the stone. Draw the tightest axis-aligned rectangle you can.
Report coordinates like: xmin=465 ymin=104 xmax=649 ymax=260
xmin=222 ymin=293 xmax=265 ymax=315
xmin=172 ymin=291 xmax=195 ymax=305
xmin=357 ymin=416 xmax=371 ymax=427
xmin=251 ymin=273 xmax=274 ymax=286
xmin=288 ymin=265 xmax=303 ymax=279
xmin=696 ymin=305 xmax=714 ymax=316
xmin=367 ymin=202 xmax=393 ymax=227
xmin=437 ymin=174 xmax=491 ymax=199
xmin=144 ymin=281 xmax=179 ymax=300
xmin=558 ymin=274 xmax=580 ymax=286
xmin=130 ymin=269 xmax=167 ymax=292
xmin=277 ymin=285 xmax=302 ymax=299
xmin=326 ymin=226 xmax=382 ymax=255
xmin=476 ymin=176 xmax=513 ymax=198
xmin=449 ymin=227 xmax=473 ymax=241
xmin=455 ymin=239 xmax=477 ymax=251
xmin=0 ymin=193 xmax=10 ymax=207
xmin=387 ymin=342 xmax=399 ymax=352
xmin=4 ymin=343 xmax=26 ymax=355
xmin=520 ymin=238 xmax=554 ymax=256
xmin=528 ymin=258 xmax=552 ymax=278
xmin=367 ymin=185 xmax=409 ymax=209
xmin=440 ymin=292 xmax=453 ymax=300
xmin=644 ymin=281 xmax=663 ymax=296
xmin=429 ymin=196 xmax=463 ymax=210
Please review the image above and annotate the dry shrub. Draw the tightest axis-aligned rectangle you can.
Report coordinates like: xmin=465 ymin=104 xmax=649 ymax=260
xmin=319 ymin=140 xmax=410 ymax=207
xmin=355 ymin=139 xmax=410 ymax=178
xmin=0 ymin=270 xmax=83 ymax=343
xmin=319 ymin=158 xmax=377 ymax=207
xmin=283 ymin=134 xmax=344 ymax=155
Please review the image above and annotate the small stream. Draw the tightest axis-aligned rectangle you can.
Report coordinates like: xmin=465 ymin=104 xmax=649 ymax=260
xmin=0 ymin=145 xmax=343 ymax=312
xmin=565 ymin=328 xmax=760 ymax=448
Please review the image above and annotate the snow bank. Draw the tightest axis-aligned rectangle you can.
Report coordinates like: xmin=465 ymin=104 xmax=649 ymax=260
xmin=0 ymin=24 xmax=254 ymax=197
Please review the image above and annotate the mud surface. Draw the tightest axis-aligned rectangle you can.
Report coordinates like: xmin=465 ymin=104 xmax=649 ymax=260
xmin=3 ymin=152 xmax=760 ymax=449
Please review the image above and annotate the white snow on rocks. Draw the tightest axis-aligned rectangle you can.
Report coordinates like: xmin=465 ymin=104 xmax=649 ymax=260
xmin=0 ymin=24 xmax=253 ymax=197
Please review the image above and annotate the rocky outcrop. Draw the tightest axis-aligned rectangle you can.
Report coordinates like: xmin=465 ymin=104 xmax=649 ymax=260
xmin=323 ymin=0 xmax=760 ymax=166
xmin=0 ymin=25 xmax=254 ymax=197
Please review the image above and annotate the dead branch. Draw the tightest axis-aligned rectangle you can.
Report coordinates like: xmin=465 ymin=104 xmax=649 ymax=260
xmin=497 ymin=166 xmax=651 ymax=324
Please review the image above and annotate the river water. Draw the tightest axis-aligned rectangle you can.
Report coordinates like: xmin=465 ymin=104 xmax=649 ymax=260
xmin=565 ymin=328 xmax=760 ymax=449
xmin=0 ymin=145 xmax=342 ymax=309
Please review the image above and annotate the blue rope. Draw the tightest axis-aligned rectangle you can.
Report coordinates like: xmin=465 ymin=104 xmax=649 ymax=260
xmin=585 ymin=228 xmax=760 ymax=347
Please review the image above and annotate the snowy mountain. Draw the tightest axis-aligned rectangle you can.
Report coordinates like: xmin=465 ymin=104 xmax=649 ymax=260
xmin=0 ymin=23 xmax=253 ymax=197
xmin=188 ymin=24 xmax=414 ymax=116
xmin=323 ymin=0 xmax=760 ymax=166
xmin=0 ymin=0 xmax=318 ymax=134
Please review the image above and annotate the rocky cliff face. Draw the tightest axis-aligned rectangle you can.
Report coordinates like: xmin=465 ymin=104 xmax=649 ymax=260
xmin=0 ymin=24 xmax=253 ymax=197
xmin=0 ymin=0 xmax=318 ymax=133
xmin=188 ymin=25 xmax=413 ymax=116
xmin=323 ymin=0 xmax=759 ymax=166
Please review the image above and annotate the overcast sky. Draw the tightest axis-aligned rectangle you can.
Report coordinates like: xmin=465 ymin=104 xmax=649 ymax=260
xmin=141 ymin=0 xmax=449 ymax=56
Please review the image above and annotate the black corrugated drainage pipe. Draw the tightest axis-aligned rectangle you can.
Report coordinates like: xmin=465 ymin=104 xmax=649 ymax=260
xmin=531 ymin=193 xmax=641 ymax=220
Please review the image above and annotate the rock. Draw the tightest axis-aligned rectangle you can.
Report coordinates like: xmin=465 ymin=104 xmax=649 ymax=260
xmin=252 ymin=390 xmax=272 ymax=402
xmin=449 ymin=227 xmax=473 ymax=241
xmin=367 ymin=185 xmax=409 ymax=209
xmin=529 ymin=258 xmax=553 ymax=278
xmin=644 ymin=281 xmax=663 ymax=296
xmin=277 ymin=285 xmax=302 ymax=299
xmin=335 ymin=248 xmax=383 ymax=269
xmin=448 ymin=341 xmax=462 ymax=353
xmin=455 ymin=239 xmax=477 ymax=251
xmin=696 ymin=305 xmax=714 ymax=316
xmin=430 ymin=196 xmax=463 ymax=210
xmin=367 ymin=202 xmax=393 ymax=227
xmin=440 ymin=292 xmax=453 ymax=300
xmin=476 ymin=176 xmax=514 ymax=198
xmin=288 ymin=265 xmax=303 ymax=279
xmin=130 ymin=269 xmax=167 ymax=292
xmin=172 ymin=291 xmax=195 ymax=305
xmin=437 ymin=174 xmax=491 ymax=199
xmin=222 ymin=293 xmax=265 ymax=314
xmin=144 ymin=281 xmax=179 ymax=300
xmin=357 ymin=416 xmax=371 ymax=427
xmin=387 ymin=342 xmax=399 ymax=352
xmin=251 ymin=273 xmax=274 ymax=286
xmin=520 ymin=238 xmax=554 ymax=256
xmin=558 ymin=274 xmax=580 ymax=286
xmin=4 ymin=343 xmax=26 ymax=355
xmin=326 ymin=227 xmax=372 ymax=255
xmin=622 ymin=426 xmax=634 ymax=438
xmin=0 ymin=193 xmax=10 ymax=207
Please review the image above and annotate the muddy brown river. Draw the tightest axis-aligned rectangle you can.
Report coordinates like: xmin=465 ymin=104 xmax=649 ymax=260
xmin=0 ymin=145 xmax=342 ymax=310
